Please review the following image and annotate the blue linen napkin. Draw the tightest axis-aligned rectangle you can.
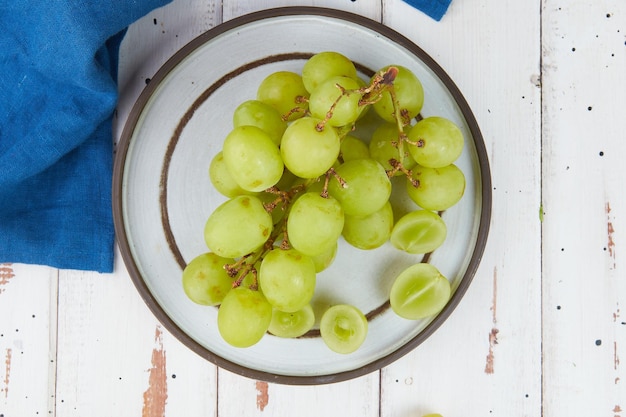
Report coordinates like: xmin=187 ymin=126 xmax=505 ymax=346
xmin=0 ymin=0 xmax=170 ymax=272
xmin=402 ymin=0 xmax=452 ymax=21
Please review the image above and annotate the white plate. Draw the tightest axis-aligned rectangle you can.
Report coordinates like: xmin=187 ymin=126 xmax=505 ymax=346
xmin=113 ymin=7 xmax=491 ymax=384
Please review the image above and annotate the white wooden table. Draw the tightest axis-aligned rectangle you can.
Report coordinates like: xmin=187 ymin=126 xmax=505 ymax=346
xmin=2 ymin=0 xmax=625 ymax=415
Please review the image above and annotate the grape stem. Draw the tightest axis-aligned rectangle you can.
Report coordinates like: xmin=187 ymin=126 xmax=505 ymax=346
xmin=315 ymin=83 xmax=350 ymax=132
xmin=387 ymin=158 xmax=419 ymax=187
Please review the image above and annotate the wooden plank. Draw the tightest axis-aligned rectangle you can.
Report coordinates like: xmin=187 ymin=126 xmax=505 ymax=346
xmin=218 ymin=369 xmax=380 ymax=416
xmin=222 ymin=0 xmax=382 ymax=21
xmin=0 ymin=264 xmax=57 ymax=417
xmin=214 ymin=2 xmax=385 ymax=416
xmin=53 ymin=3 xmax=222 ymax=416
xmin=541 ymin=1 xmax=626 ymax=415
xmin=380 ymin=0 xmax=543 ymax=416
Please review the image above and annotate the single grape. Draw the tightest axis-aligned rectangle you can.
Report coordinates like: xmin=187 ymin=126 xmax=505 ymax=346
xmin=390 ymin=263 xmax=451 ymax=320
xmin=390 ymin=209 xmax=447 ymax=254
xmin=259 ymin=248 xmax=316 ymax=313
xmin=310 ymin=241 xmax=337 ymax=272
xmin=302 ymin=51 xmax=358 ymax=93
xmin=208 ymin=151 xmax=250 ymax=198
xmin=222 ymin=125 xmax=284 ymax=192
xmin=217 ymin=286 xmax=272 ymax=347
xmin=204 ymin=195 xmax=273 ymax=258
xmin=232 ymin=99 xmax=287 ymax=146
xmin=328 ymin=158 xmax=392 ymax=217
xmin=182 ymin=252 xmax=234 ymax=306
xmin=280 ymin=116 xmax=340 ymax=179
xmin=407 ymin=164 xmax=466 ymax=211
xmin=268 ymin=304 xmax=315 ymax=338
xmin=369 ymin=122 xmax=416 ymax=174
xmin=320 ymin=304 xmax=368 ymax=354
xmin=257 ymin=71 xmax=309 ymax=121
xmin=407 ymin=116 xmax=464 ymax=168
xmin=287 ymin=191 xmax=344 ymax=257
xmin=309 ymin=76 xmax=362 ymax=127
xmin=340 ymin=134 xmax=370 ymax=162
xmin=342 ymin=201 xmax=394 ymax=250
xmin=372 ymin=65 xmax=424 ymax=123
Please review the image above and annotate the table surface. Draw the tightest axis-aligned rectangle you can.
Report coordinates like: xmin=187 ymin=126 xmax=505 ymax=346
xmin=2 ymin=0 xmax=626 ymax=416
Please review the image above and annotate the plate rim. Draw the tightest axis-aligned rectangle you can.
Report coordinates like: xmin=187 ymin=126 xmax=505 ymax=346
xmin=112 ymin=6 xmax=492 ymax=385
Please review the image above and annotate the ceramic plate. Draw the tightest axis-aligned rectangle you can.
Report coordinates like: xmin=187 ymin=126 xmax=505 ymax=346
xmin=113 ymin=7 xmax=491 ymax=385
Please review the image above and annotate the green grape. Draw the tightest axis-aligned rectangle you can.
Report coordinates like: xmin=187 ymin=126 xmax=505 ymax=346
xmin=422 ymin=414 xmax=444 ymax=417
xmin=390 ymin=210 xmax=447 ymax=254
xmin=310 ymin=241 xmax=337 ymax=272
xmin=342 ymin=201 xmax=394 ymax=250
xmin=259 ymin=248 xmax=316 ymax=312
xmin=328 ymin=158 xmax=392 ymax=218
xmin=182 ymin=252 xmax=234 ymax=306
xmin=340 ymin=134 xmax=370 ymax=162
xmin=407 ymin=116 xmax=464 ymax=168
xmin=372 ymin=65 xmax=424 ymax=123
xmin=287 ymin=192 xmax=344 ymax=257
xmin=257 ymin=71 xmax=309 ymax=121
xmin=222 ymin=125 xmax=284 ymax=192
xmin=208 ymin=151 xmax=250 ymax=198
xmin=369 ymin=122 xmax=416 ymax=174
xmin=390 ymin=263 xmax=451 ymax=320
xmin=309 ymin=76 xmax=362 ymax=127
xmin=268 ymin=304 xmax=315 ymax=338
xmin=407 ymin=164 xmax=466 ymax=211
xmin=232 ymin=99 xmax=287 ymax=146
xmin=217 ymin=286 xmax=272 ymax=347
xmin=320 ymin=304 xmax=368 ymax=354
xmin=302 ymin=51 xmax=358 ymax=93
xmin=204 ymin=195 xmax=273 ymax=258
xmin=280 ymin=116 xmax=340 ymax=179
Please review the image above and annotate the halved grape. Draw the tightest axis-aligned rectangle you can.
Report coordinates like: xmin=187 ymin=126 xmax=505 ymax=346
xmin=259 ymin=248 xmax=316 ymax=313
xmin=287 ymin=192 xmax=344 ymax=257
xmin=390 ymin=210 xmax=447 ymax=254
xmin=342 ymin=201 xmax=394 ymax=250
xmin=320 ymin=304 xmax=368 ymax=354
xmin=222 ymin=125 xmax=284 ymax=192
xmin=390 ymin=263 xmax=451 ymax=320
xmin=268 ymin=304 xmax=315 ymax=338
xmin=407 ymin=164 xmax=466 ymax=211
xmin=372 ymin=65 xmax=424 ymax=123
xmin=182 ymin=252 xmax=234 ymax=306
xmin=217 ymin=287 xmax=272 ymax=347
xmin=257 ymin=71 xmax=309 ymax=121
xmin=407 ymin=116 xmax=464 ymax=168
xmin=233 ymin=99 xmax=287 ymax=146
xmin=204 ymin=195 xmax=273 ymax=258
xmin=280 ymin=117 xmax=340 ymax=179
xmin=328 ymin=158 xmax=392 ymax=217
xmin=309 ymin=76 xmax=362 ymax=127
xmin=302 ymin=51 xmax=358 ymax=93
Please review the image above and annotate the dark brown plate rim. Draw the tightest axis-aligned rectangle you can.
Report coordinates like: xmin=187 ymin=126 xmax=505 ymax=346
xmin=112 ymin=6 xmax=492 ymax=385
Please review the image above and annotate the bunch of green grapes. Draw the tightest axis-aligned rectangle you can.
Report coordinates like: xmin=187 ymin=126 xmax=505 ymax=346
xmin=182 ymin=51 xmax=466 ymax=353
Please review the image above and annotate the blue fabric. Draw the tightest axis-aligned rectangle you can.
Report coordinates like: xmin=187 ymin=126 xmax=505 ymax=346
xmin=402 ymin=0 xmax=452 ymax=21
xmin=0 ymin=0 xmax=170 ymax=272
